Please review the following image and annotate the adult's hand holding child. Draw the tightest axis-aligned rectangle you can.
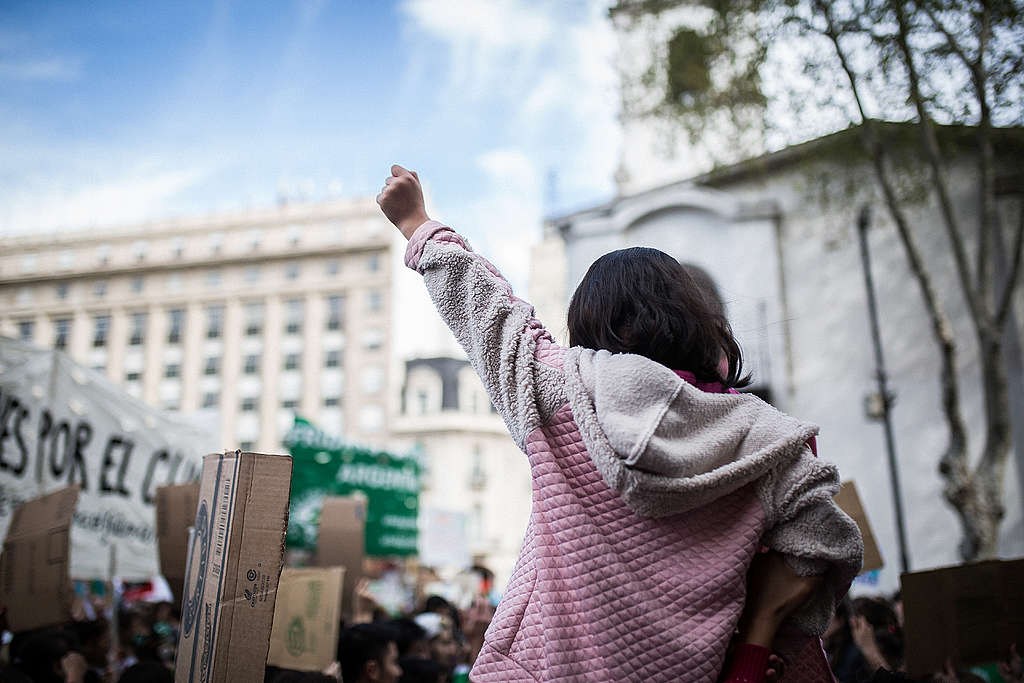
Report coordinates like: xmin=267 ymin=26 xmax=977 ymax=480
xmin=377 ymin=164 xmax=430 ymax=240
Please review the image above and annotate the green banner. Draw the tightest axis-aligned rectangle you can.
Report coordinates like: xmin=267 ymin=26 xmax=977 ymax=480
xmin=284 ymin=416 xmax=419 ymax=557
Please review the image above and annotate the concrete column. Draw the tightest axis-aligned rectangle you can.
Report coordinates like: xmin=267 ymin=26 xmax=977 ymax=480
xmin=143 ymin=305 xmax=164 ymax=405
xmin=260 ymin=295 xmax=283 ymax=451
xmin=107 ymin=308 xmax=127 ymax=383
xmin=70 ymin=309 xmax=91 ymax=365
xmin=180 ymin=301 xmax=204 ymax=412
xmin=301 ymin=294 xmax=326 ymax=417
xmin=221 ymin=298 xmax=243 ymax=450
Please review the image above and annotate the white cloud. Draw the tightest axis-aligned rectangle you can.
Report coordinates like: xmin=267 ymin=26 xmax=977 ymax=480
xmin=0 ymin=168 xmax=208 ymax=235
xmin=0 ymin=56 xmax=82 ymax=81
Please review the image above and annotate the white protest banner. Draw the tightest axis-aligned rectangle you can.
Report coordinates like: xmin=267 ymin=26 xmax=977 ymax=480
xmin=0 ymin=339 xmax=216 ymax=579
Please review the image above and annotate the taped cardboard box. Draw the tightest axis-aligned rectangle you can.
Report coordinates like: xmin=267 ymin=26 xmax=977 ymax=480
xmin=902 ymin=558 xmax=1024 ymax=677
xmin=0 ymin=486 xmax=79 ymax=632
xmin=156 ymin=482 xmax=200 ymax=603
xmin=268 ymin=567 xmax=345 ymax=672
xmin=313 ymin=495 xmax=365 ymax=622
xmin=835 ymin=481 xmax=884 ymax=573
xmin=174 ymin=452 xmax=292 ymax=683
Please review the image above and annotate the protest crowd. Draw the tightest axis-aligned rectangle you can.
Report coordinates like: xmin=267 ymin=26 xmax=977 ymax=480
xmin=1 ymin=578 xmax=1022 ymax=682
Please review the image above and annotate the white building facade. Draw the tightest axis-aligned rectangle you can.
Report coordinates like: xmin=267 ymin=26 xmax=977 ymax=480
xmin=0 ymin=199 xmax=396 ymax=453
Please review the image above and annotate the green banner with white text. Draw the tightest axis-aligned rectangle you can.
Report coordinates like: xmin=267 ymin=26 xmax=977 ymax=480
xmin=284 ymin=416 xmax=419 ymax=557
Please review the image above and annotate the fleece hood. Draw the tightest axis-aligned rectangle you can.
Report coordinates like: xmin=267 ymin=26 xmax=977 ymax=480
xmin=562 ymin=347 xmax=820 ymax=519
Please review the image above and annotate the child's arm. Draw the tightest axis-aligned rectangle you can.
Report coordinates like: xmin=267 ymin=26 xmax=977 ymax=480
xmin=377 ymin=165 xmax=567 ymax=448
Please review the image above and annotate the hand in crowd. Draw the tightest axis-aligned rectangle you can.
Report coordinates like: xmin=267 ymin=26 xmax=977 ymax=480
xmin=999 ymin=644 xmax=1023 ymax=683
xmin=850 ymin=614 xmax=889 ymax=672
xmin=60 ymin=651 xmax=88 ymax=683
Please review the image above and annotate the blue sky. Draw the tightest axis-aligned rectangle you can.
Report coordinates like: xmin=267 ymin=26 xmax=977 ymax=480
xmin=0 ymin=0 xmax=621 ymax=289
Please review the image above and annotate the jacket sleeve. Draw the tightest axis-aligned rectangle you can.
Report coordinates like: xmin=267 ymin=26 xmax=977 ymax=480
xmin=757 ymin=447 xmax=864 ymax=635
xmin=404 ymin=220 xmax=568 ymax=449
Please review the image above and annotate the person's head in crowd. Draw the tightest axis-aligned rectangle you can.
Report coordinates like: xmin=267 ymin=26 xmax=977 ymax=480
xmin=397 ymin=657 xmax=446 ymax=683
xmin=153 ymin=601 xmax=180 ymax=627
xmin=853 ymin=597 xmax=904 ymax=669
xmin=69 ymin=618 xmax=110 ymax=670
xmin=338 ymin=623 xmax=403 ymax=683
xmin=11 ymin=628 xmax=78 ymax=683
xmin=422 ymin=596 xmax=462 ymax=636
xmin=388 ymin=618 xmax=430 ymax=659
xmin=118 ymin=661 xmax=174 ymax=683
xmin=891 ymin=589 xmax=903 ymax=628
xmin=413 ymin=614 xmax=457 ymax=674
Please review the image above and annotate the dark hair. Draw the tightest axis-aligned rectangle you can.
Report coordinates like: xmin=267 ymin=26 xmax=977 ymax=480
xmin=118 ymin=661 xmax=174 ymax=683
xmin=388 ymin=618 xmax=428 ymax=657
xmin=568 ymin=248 xmax=750 ymax=388
xmin=338 ymin=623 xmax=397 ymax=683
xmin=398 ymin=657 xmax=445 ymax=683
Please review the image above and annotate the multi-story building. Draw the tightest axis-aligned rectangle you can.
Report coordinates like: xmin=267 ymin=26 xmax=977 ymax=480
xmin=0 ymin=198 xmax=396 ymax=452
xmin=390 ymin=356 xmax=533 ymax=589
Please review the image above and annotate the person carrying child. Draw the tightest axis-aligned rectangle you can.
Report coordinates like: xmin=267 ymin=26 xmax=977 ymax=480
xmin=377 ymin=165 xmax=863 ymax=682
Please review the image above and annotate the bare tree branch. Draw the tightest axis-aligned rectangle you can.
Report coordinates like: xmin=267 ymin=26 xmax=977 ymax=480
xmin=914 ymin=2 xmax=978 ymax=76
xmin=997 ymin=200 xmax=1024 ymax=326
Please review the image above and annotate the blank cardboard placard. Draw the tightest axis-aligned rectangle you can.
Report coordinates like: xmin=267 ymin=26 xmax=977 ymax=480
xmin=0 ymin=486 xmax=79 ymax=631
xmin=835 ymin=481 xmax=883 ymax=573
xmin=268 ymin=567 xmax=345 ymax=672
xmin=314 ymin=496 xmax=365 ymax=621
xmin=901 ymin=559 xmax=1024 ymax=677
xmin=155 ymin=482 xmax=200 ymax=602
xmin=174 ymin=452 xmax=293 ymax=683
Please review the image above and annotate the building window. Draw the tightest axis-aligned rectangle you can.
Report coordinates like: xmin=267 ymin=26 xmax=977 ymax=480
xmin=363 ymin=329 xmax=383 ymax=351
xmin=244 ymin=302 xmax=263 ymax=336
xmin=243 ymin=354 xmax=260 ymax=375
xmin=203 ymin=357 xmax=220 ymax=376
xmin=285 ymin=263 xmax=300 ymax=280
xmin=245 ymin=266 xmax=261 ymax=283
xmin=206 ymin=305 xmax=224 ymax=339
xmin=125 ymin=371 xmax=141 ymax=382
xmin=162 ymin=398 xmax=179 ymax=411
xmin=288 ymin=225 xmax=301 ymax=246
xmin=206 ymin=270 xmax=222 ymax=288
xmin=359 ymin=405 xmax=383 ymax=432
xmin=172 ymin=237 xmax=185 ymax=259
xmin=239 ymin=441 xmax=254 ymax=451
xmin=202 ymin=392 xmax=219 ymax=408
xmin=55 ymin=282 xmax=69 ymax=300
xmin=53 ymin=318 xmax=71 ymax=350
xmin=284 ymin=353 xmax=300 ymax=371
xmin=97 ymin=244 xmax=111 ymax=266
xmin=167 ymin=273 xmax=183 ymax=292
xmin=58 ymin=250 xmax=74 ymax=270
xmin=164 ymin=363 xmax=180 ymax=379
xmin=17 ymin=320 xmax=34 ymax=342
xmin=129 ymin=312 xmax=147 ymax=346
xmin=94 ymin=281 xmax=107 ymax=298
xmin=132 ymin=240 xmax=148 ymax=262
xmin=241 ymin=397 xmax=258 ymax=412
xmin=324 ymin=350 xmax=340 ymax=368
xmin=323 ymin=396 xmax=340 ymax=407
xmin=167 ymin=309 xmax=185 ymax=345
xmin=93 ymin=314 xmax=110 ymax=348
xmin=247 ymin=229 xmax=263 ymax=251
xmin=16 ymin=288 xmax=32 ymax=306
xmin=282 ymin=399 xmax=298 ymax=409
xmin=284 ymin=298 xmax=303 ymax=335
xmin=326 ymin=295 xmax=344 ymax=331
xmin=20 ymin=254 xmax=37 ymax=274
xmin=326 ymin=259 xmax=340 ymax=276
xmin=368 ymin=253 xmax=380 ymax=272
xmin=130 ymin=276 xmax=144 ymax=294
xmin=367 ymin=289 xmax=382 ymax=313
xmin=361 ymin=366 xmax=383 ymax=394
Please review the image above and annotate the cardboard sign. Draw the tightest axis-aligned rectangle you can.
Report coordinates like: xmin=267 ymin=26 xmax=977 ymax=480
xmin=155 ymin=482 xmax=200 ymax=602
xmin=174 ymin=452 xmax=293 ymax=683
xmin=901 ymin=559 xmax=1024 ymax=676
xmin=0 ymin=486 xmax=79 ymax=631
xmin=835 ymin=481 xmax=883 ymax=573
xmin=314 ymin=496 xmax=365 ymax=622
xmin=267 ymin=567 xmax=345 ymax=672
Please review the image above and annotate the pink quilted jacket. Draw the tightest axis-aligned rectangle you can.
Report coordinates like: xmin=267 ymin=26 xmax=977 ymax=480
xmin=405 ymin=221 xmax=862 ymax=682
